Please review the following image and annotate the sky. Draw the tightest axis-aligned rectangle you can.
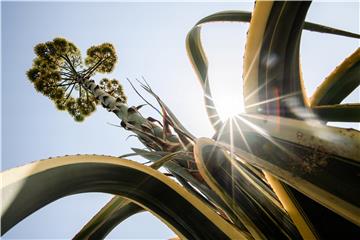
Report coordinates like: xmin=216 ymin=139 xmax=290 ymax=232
xmin=1 ymin=1 xmax=359 ymax=239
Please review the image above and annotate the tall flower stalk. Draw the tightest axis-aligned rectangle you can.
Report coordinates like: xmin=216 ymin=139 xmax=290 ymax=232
xmin=27 ymin=38 xmax=186 ymax=150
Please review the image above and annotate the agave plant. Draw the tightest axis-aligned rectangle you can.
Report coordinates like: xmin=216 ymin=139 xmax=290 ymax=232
xmin=2 ymin=1 xmax=359 ymax=239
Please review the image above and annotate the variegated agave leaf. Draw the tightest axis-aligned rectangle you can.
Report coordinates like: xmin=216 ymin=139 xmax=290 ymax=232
xmin=194 ymin=138 xmax=302 ymax=240
xmin=74 ymin=152 xmax=181 ymax=239
xmin=1 ymin=155 xmax=248 ymax=240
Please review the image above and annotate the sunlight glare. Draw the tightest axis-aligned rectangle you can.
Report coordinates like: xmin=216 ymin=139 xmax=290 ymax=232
xmin=214 ymin=94 xmax=244 ymax=121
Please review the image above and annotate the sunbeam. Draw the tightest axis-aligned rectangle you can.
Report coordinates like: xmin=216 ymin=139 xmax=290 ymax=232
xmin=245 ymin=91 xmax=301 ymax=111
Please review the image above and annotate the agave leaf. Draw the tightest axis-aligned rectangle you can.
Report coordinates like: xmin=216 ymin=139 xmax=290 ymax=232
xmin=131 ymin=148 xmax=193 ymax=167
xmin=241 ymin=2 xmax=360 ymax=239
xmin=235 ymin=113 xmax=359 ymax=161
xmin=150 ymin=151 xmax=183 ymax=169
xmin=132 ymin=148 xmax=198 ymax=174
xmin=246 ymin=2 xmax=311 ymax=117
xmin=194 ymin=10 xmax=359 ymax=39
xmin=85 ymin=148 xmax=245 ymax=235
xmin=242 ymin=3 xmax=320 ymax=239
xmin=186 ymin=7 xmax=359 ymax=131
xmin=73 ymin=197 xmax=143 ymax=240
xmin=131 ymin=148 xmax=247 ymax=231
xmin=310 ymin=49 xmax=360 ymax=107
xmin=74 ymin=152 xmax=181 ymax=239
xmin=1 ymin=155 xmax=248 ymax=239
xmin=194 ymin=137 xmax=302 ymax=239
xmin=303 ymin=22 xmax=360 ymax=39
xmin=263 ymin=173 xmax=319 ymax=240
xmin=186 ymin=26 xmax=222 ymax=131
xmin=213 ymin=114 xmax=360 ymax=225
xmin=186 ymin=5 xmax=318 ymax=238
xmin=124 ymin=121 xmax=181 ymax=151
xmin=243 ymin=1 xmax=274 ymax=113
xmin=312 ymin=104 xmax=360 ymax=122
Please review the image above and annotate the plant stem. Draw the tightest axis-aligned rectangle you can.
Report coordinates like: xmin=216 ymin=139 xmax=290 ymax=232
xmin=82 ymin=78 xmax=180 ymax=147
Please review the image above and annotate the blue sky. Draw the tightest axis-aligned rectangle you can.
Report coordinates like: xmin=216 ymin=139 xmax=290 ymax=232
xmin=1 ymin=1 xmax=359 ymax=239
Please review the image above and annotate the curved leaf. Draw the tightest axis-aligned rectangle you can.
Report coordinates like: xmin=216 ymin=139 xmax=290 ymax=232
xmin=310 ymin=49 xmax=360 ymax=107
xmin=242 ymin=2 xmax=360 ymax=239
xmin=1 ymin=155 xmax=249 ymax=240
xmin=186 ymin=9 xmax=360 ymax=130
xmin=74 ymin=152 xmax=182 ymax=239
xmin=73 ymin=196 xmax=143 ymax=239
xmin=243 ymin=2 xmax=319 ymax=239
xmin=312 ymin=104 xmax=360 ymax=122
xmin=209 ymin=117 xmax=360 ymax=225
xmin=234 ymin=113 xmax=359 ymax=161
xmin=194 ymin=137 xmax=302 ymax=239
xmin=130 ymin=148 xmax=246 ymax=230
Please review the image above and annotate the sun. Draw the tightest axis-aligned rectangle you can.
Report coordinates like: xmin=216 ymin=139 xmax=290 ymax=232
xmin=214 ymin=94 xmax=245 ymax=121
xmin=207 ymin=61 xmax=246 ymax=121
